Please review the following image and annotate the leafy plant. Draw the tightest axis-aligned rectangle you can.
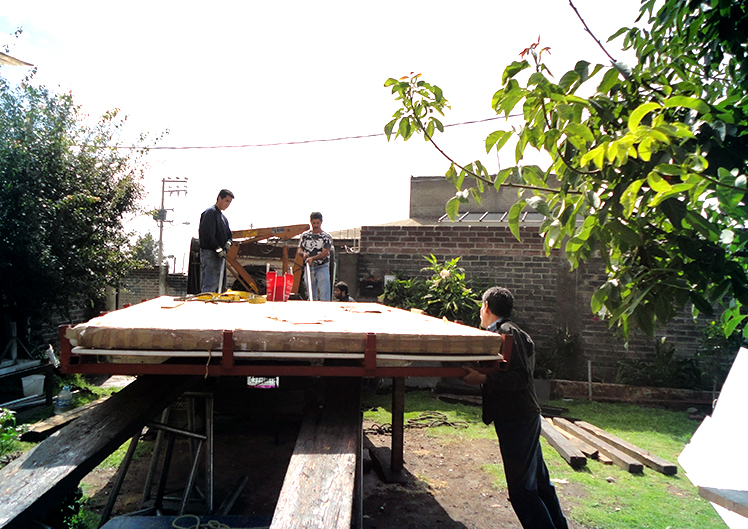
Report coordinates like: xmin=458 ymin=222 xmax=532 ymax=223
xmin=420 ymin=255 xmax=481 ymax=327
xmin=381 ymin=272 xmax=428 ymax=312
xmin=615 ymin=337 xmax=702 ymax=390
xmin=698 ymin=317 xmax=744 ymax=395
xmin=381 ymin=256 xmax=481 ymax=327
xmin=0 ymin=407 xmax=27 ymax=465
xmin=535 ymin=326 xmax=584 ymax=380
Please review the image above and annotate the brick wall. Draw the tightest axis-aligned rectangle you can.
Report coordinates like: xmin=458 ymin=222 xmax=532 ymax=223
xmin=357 ymin=224 xmax=709 ymax=382
xmin=117 ymin=268 xmax=188 ymax=308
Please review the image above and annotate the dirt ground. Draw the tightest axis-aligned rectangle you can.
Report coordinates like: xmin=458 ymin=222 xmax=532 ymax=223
xmin=78 ymin=378 xmax=583 ymax=529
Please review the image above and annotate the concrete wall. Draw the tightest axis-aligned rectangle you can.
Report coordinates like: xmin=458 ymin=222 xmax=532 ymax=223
xmin=409 ymin=175 xmax=532 ymax=219
xmin=356 ymin=223 xmax=709 ymax=382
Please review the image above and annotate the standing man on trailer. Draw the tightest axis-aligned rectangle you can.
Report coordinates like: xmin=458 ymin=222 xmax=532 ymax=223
xmin=199 ymin=189 xmax=234 ymax=293
xmin=298 ymin=211 xmax=333 ymax=301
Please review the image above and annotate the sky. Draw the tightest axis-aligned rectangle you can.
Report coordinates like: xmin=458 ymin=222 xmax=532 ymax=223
xmin=0 ymin=0 xmax=642 ymax=272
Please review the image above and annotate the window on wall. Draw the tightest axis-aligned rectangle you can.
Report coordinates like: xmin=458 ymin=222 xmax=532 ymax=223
xmin=436 ymin=211 xmax=544 ymax=223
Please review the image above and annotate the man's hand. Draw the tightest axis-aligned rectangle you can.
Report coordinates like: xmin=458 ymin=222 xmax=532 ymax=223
xmin=461 ymin=366 xmax=487 ymax=386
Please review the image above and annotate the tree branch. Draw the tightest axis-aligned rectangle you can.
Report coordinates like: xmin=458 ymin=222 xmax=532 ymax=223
xmin=568 ymin=0 xmax=617 ymax=64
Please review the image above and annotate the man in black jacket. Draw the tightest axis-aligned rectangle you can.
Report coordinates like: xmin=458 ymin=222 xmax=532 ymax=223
xmin=198 ymin=189 xmax=234 ymax=293
xmin=462 ymin=286 xmax=568 ymax=529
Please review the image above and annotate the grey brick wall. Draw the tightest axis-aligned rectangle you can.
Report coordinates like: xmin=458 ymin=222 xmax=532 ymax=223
xmin=356 ymin=224 xmax=710 ymax=382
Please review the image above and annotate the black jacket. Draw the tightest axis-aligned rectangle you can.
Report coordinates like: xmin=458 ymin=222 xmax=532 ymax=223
xmin=199 ymin=205 xmax=232 ymax=250
xmin=481 ymin=318 xmax=541 ymax=423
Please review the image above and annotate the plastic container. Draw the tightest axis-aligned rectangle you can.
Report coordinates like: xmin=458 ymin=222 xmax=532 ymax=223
xmin=266 ymin=271 xmax=293 ymax=301
xmin=265 ymin=271 xmax=277 ymax=301
xmin=21 ymin=374 xmax=45 ymax=397
xmin=54 ymin=386 xmax=72 ymax=414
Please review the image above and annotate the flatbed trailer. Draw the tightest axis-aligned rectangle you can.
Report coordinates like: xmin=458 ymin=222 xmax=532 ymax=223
xmin=2 ymin=297 xmax=510 ymax=528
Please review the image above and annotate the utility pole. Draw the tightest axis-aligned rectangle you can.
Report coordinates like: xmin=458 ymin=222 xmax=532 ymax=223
xmin=156 ymin=178 xmax=188 ymax=296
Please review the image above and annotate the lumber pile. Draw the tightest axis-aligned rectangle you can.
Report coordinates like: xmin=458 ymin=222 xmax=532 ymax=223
xmin=541 ymin=416 xmax=676 ymax=476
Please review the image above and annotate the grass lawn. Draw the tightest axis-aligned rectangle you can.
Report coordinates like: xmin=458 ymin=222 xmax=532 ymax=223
xmin=362 ymin=389 xmax=727 ymax=529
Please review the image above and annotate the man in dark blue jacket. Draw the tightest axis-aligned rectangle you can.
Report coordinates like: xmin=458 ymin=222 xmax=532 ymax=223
xmin=198 ymin=189 xmax=234 ymax=293
xmin=462 ymin=286 xmax=568 ymax=529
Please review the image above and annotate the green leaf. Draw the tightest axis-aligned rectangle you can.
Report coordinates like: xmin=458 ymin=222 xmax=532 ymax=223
xmin=638 ymin=136 xmax=654 ymax=162
xmin=607 ymin=221 xmax=643 ymax=247
xmin=647 ymin=172 xmax=672 ymax=193
xmin=508 ymin=200 xmax=526 ymax=241
xmin=591 ymin=285 xmax=610 ymax=313
xmin=663 ymin=96 xmax=710 ymax=114
xmin=620 ymin=179 xmax=644 ymax=218
xmin=564 ymin=122 xmax=595 ymax=143
xmin=526 ymin=195 xmax=551 ymax=216
xmin=597 ymin=67 xmax=620 ymax=93
xmin=502 ymin=60 xmax=530 ymax=84
xmin=446 ymin=196 xmax=460 ymax=220
xmin=384 ymin=118 xmax=397 ymax=140
xmin=485 ymin=130 xmax=512 ymax=154
xmin=398 ymin=118 xmax=411 ymax=140
xmin=650 ymin=183 xmax=694 ymax=206
xmin=628 ymin=102 xmax=660 ymax=130
xmin=689 ymin=291 xmax=714 ymax=315
xmin=558 ymin=70 xmax=580 ymax=92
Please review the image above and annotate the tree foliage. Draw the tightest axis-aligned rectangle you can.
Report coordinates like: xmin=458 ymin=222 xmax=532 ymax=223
xmin=0 ymin=73 xmax=150 ymax=335
xmin=132 ymin=232 xmax=158 ymax=267
xmin=385 ymin=0 xmax=748 ymax=340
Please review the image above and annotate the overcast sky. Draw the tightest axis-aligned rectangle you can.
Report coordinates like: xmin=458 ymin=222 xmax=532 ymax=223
xmin=0 ymin=0 xmax=641 ymax=271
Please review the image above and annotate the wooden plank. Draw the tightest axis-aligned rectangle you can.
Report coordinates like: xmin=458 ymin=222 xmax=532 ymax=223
xmin=552 ymin=418 xmax=644 ymax=474
xmin=21 ymin=397 xmax=109 ymax=442
xmin=699 ymin=487 xmax=748 ymax=518
xmin=231 ymin=223 xmax=308 ymax=242
xmin=65 ymin=300 xmax=502 ymax=356
xmin=270 ymin=378 xmax=362 ymax=529
xmin=0 ymin=375 xmax=200 ymax=529
xmin=547 ymin=418 xmax=599 ymax=459
xmin=574 ymin=420 xmax=677 ymax=475
xmin=540 ymin=418 xmax=586 ymax=468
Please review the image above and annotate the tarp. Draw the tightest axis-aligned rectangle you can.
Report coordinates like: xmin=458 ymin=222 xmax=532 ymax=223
xmin=679 ymin=347 xmax=748 ymax=528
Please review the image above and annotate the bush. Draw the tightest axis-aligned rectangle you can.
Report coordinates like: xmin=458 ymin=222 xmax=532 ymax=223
xmin=698 ymin=319 xmax=744 ymax=394
xmin=615 ymin=337 xmax=702 ymax=390
xmin=381 ymin=255 xmax=482 ymax=327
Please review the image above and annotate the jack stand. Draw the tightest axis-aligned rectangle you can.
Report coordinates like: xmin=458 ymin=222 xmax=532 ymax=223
xmin=97 ymin=391 xmax=214 ymax=527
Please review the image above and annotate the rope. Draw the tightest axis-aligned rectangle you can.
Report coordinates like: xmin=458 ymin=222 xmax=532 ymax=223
xmin=364 ymin=411 xmax=469 ymax=435
xmin=171 ymin=515 xmax=233 ymax=529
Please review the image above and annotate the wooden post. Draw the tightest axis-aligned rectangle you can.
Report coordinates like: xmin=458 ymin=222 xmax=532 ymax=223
xmin=391 ymin=378 xmax=405 ymax=473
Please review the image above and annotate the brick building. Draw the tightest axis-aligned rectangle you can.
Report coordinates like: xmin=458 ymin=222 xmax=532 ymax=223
xmin=351 ymin=176 xmax=709 ymax=382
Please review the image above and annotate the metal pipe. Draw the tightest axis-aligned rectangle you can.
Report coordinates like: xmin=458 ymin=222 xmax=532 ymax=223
xmin=305 ymin=261 xmax=314 ymax=301
xmin=98 ymin=430 xmax=142 ymax=528
xmin=147 ymin=421 xmax=207 ymax=441
xmin=179 ymin=441 xmax=204 ymax=515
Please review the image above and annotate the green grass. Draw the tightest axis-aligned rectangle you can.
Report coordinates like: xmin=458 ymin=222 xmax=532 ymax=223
xmin=362 ymin=390 xmax=727 ymax=529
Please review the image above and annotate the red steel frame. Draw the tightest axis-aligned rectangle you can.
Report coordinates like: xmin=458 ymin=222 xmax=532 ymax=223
xmin=59 ymin=326 xmax=511 ymax=378
xmin=59 ymin=325 xmax=512 ymax=476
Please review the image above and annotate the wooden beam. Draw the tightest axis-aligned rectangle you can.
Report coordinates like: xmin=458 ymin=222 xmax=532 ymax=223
xmin=574 ymin=421 xmax=677 ymax=475
xmin=21 ymin=397 xmax=109 ymax=442
xmin=224 ymin=245 xmax=259 ymax=293
xmin=231 ymin=224 xmax=308 ymax=242
xmin=699 ymin=487 xmax=748 ymax=518
xmin=0 ymin=375 xmax=201 ymax=529
xmin=540 ymin=419 xmax=586 ymax=468
xmin=270 ymin=378 xmax=362 ymax=529
xmin=547 ymin=418 xmax=599 ymax=459
xmin=552 ymin=417 xmax=643 ymax=474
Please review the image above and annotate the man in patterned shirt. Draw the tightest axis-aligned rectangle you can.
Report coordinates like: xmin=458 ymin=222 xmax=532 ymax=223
xmin=298 ymin=212 xmax=333 ymax=301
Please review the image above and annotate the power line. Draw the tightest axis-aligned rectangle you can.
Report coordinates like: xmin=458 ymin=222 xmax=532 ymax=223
xmin=113 ymin=114 xmax=521 ymax=151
